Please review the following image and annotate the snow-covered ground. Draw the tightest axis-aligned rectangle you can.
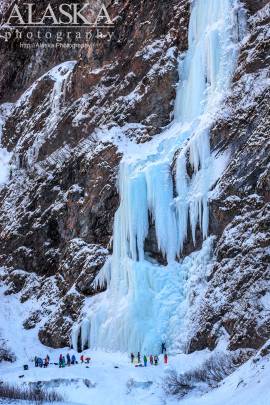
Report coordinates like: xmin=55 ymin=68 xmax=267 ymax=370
xmin=2 ymin=343 xmax=270 ymax=405
xmin=1 ymin=285 xmax=270 ymax=405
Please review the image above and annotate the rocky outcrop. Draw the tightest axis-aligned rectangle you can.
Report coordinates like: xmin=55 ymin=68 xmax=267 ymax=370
xmin=188 ymin=1 xmax=270 ymax=353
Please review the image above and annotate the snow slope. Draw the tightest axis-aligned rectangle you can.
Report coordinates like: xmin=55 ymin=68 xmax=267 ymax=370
xmin=1 ymin=284 xmax=270 ymax=405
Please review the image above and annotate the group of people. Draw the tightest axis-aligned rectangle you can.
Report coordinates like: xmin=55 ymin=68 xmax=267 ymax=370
xmin=34 ymin=354 xmax=78 ymax=368
xmin=80 ymin=354 xmax=91 ymax=364
xmin=59 ymin=353 xmax=77 ymax=367
xmin=131 ymin=343 xmax=168 ymax=367
xmin=34 ymin=355 xmax=50 ymax=368
xmin=58 ymin=354 xmax=92 ymax=367
xmin=34 ymin=343 xmax=168 ymax=370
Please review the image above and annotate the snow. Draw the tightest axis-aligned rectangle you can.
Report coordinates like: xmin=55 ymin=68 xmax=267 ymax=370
xmin=249 ymin=2 xmax=270 ymax=27
xmin=135 ymin=39 xmax=165 ymax=60
xmin=2 ymin=354 xmax=270 ymax=405
xmin=260 ymin=293 xmax=270 ymax=310
xmin=1 ymin=283 xmax=270 ymax=405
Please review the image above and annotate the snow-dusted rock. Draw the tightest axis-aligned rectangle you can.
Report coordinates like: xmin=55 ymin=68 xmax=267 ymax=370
xmin=188 ymin=0 xmax=270 ymax=352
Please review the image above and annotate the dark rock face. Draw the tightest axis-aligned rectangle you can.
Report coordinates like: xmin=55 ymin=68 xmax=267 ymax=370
xmin=244 ymin=0 xmax=269 ymax=14
xmin=0 ymin=143 xmax=120 ymax=277
xmin=188 ymin=0 xmax=270 ymax=353
xmin=0 ymin=0 xmax=190 ymax=347
xmin=0 ymin=0 xmax=115 ymax=103
xmin=0 ymin=0 xmax=268 ymax=355
xmin=58 ymin=239 xmax=109 ymax=296
xmin=38 ymin=292 xmax=84 ymax=348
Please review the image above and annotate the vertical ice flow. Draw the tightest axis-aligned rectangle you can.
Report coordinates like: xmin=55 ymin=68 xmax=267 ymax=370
xmin=73 ymin=0 xmax=242 ymax=353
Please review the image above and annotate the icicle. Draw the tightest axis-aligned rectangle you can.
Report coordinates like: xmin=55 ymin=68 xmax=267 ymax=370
xmin=94 ymin=258 xmax=112 ymax=290
xmin=175 ymin=153 xmax=189 ymax=253
xmin=71 ymin=325 xmax=80 ymax=352
xmin=117 ymin=162 xmax=149 ymax=262
xmin=145 ymin=161 xmax=178 ymax=262
xmin=81 ymin=319 xmax=90 ymax=350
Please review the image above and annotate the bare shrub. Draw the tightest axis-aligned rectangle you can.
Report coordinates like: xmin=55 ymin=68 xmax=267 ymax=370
xmin=163 ymin=369 xmax=197 ymax=398
xmin=191 ymin=353 xmax=237 ymax=385
xmin=126 ymin=378 xmax=135 ymax=394
xmin=0 ymin=339 xmax=16 ymax=363
xmin=0 ymin=382 xmax=63 ymax=404
xmin=163 ymin=352 xmax=249 ymax=399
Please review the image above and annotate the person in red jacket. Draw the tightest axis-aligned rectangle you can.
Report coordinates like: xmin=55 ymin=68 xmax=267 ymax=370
xmin=80 ymin=354 xmax=84 ymax=364
xmin=164 ymin=353 xmax=168 ymax=364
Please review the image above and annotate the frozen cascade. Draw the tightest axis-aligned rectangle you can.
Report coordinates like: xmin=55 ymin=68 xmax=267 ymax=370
xmin=0 ymin=103 xmax=13 ymax=186
xmin=8 ymin=61 xmax=76 ymax=169
xmin=72 ymin=0 xmax=243 ymax=353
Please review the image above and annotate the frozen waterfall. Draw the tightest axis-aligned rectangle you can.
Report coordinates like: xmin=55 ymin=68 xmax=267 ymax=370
xmin=72 ymin=0 xmax=243 ymax=354
xmin=0 ymin=104 xmax=13 ymax=186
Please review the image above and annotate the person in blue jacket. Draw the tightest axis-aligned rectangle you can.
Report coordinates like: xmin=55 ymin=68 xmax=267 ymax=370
xmin=71 ymin=354 xmax=76 ymax=365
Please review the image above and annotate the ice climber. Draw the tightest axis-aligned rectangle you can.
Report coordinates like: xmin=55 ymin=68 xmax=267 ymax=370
xmin=161 ymin=342 xmax=166 ymax=354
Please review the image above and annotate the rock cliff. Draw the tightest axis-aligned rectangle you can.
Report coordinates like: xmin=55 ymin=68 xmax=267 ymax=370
xmin=0 ymin=0 xmax=269 ymax=352
xmin=188 ymin=0 xmax=270 ymax=352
